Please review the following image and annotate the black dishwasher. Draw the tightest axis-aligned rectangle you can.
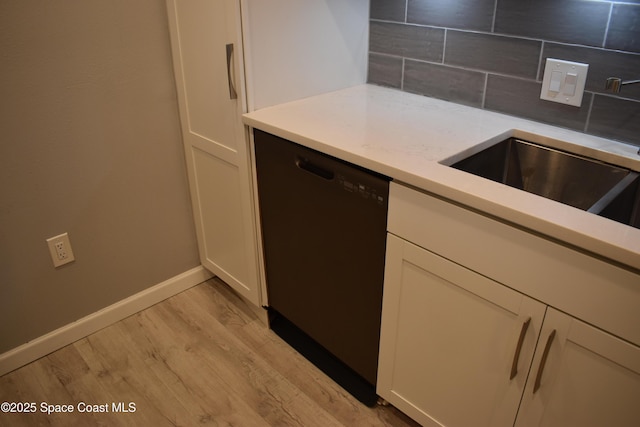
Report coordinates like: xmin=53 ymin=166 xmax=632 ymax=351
xmin=254 ymin=130 xmax=389 ymax=406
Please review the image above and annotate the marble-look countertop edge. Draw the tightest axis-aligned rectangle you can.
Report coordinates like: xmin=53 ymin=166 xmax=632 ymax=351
xmin=243 ymin=84 xmax=640 ymax=272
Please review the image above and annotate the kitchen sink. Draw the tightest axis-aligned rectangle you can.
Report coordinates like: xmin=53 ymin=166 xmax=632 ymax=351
xmin=449 ymin=137 xmax=640 ymax=228
xmin=595 ymin=174 xmax=640 ymax=228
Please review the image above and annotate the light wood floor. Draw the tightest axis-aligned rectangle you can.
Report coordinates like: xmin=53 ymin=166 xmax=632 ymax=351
xmin=0 ymin=277 xmax=419 ymax=426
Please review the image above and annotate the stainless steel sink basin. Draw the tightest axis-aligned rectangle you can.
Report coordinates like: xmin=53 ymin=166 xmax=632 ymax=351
xmin=596 ymin=174 xmax=640 ymax=228
xmin=450 ymin=137 xmax=639 ymax=228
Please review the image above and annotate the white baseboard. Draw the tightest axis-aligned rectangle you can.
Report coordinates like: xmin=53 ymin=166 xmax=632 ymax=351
xmin=0 ymin=266 xmax=213 ymax=376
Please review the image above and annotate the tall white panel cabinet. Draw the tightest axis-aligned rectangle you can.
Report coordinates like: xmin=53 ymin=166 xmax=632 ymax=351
xmin=165 ymin=0 xmax=369 ymax=306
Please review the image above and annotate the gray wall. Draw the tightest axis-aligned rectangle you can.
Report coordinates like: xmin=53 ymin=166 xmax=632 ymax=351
xmin=368 ymin=0 xmax=640 ymax=147
xmin=0 ymin=0 xmax=200 ymax=353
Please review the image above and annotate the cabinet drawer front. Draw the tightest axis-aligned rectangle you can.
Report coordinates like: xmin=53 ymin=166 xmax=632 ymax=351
xmin=388 ymin=182 xmax=640 ymax=346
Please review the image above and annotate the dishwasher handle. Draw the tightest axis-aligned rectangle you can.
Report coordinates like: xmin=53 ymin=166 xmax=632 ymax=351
xmin=296 ymin=157 xmax=335 ymax=180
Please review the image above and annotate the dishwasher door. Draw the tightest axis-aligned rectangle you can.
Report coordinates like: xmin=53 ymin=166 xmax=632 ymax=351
xmin=254 ymin=130 xmax=389 ymax=397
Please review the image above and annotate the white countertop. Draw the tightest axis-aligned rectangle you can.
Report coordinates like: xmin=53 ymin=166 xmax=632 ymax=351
xmin=243 ymin=84 xmax=640 ymax=271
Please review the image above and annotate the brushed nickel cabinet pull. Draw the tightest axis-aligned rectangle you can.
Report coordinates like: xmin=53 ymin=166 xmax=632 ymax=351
xmin=533 ymin=329 xmax=556 ymax=393
xmin=226 ymin=43 xmax=238 ymax=100
xmin=510 ymin=317 xmax=531 ymax=380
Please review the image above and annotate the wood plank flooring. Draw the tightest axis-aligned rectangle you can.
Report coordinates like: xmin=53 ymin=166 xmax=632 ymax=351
xmin=0 ymin=277 xmax=419 ymax=426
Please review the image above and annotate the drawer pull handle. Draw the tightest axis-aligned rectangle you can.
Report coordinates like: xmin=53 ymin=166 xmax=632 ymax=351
xmin=533 ymin=329 xmax=556 ymax=393
xmin=226 ymin=43 xmax=238 ymax=100
xmin=510 ymin=317 xmax=531 ymax=380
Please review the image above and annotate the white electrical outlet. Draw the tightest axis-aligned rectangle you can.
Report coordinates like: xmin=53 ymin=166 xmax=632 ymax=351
xmin=46 ymin=232 xmax=75 ymax=267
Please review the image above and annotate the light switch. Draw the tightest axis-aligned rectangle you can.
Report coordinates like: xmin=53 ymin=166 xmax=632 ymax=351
xmin=564 ymin=72 xmax=578 ymax=96
xmin=549 ymin=71 xmax=563 ymax=92
xmin=540 ymin=58 xmax=589 ymax=107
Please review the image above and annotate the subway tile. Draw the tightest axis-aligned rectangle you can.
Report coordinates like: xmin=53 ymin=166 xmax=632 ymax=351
xmin=403 ymin=60 xmax=485 ymax=108
xmin=588 ymin=96 xmax=640 ymax=146
xmin=369 ymin=21 xmax=444 ymax=62
xmin=606 ymin=5 xmax=640 ymax=54
xmin=542 ymin=43 xmax=640 ymax=101
xmin=368 ymin=53 xmax=403 ymax=89
xmin=495 ymin=0 xmax=610 ymax=47
xmin=370 ymin=0 xmax=406 ymax=22
xmin=445 ymin=31 xmax=541 ymax=79
xmin=368 ymin=0 xmax=640 ymax=145
xmin=407 ymin=0 xmax=494 ymax=32
xmin=485 ymin=74 xmax=590 ymax=131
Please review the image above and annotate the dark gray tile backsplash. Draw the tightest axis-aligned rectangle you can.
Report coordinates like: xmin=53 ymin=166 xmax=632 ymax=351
xmin=368 ymin=53 xmax=403 ymax=89
xmin=370 ymin=21 xmax=444 ymax=62
xmin=407 ymin=0 xmax=495 ymax=32
xmin=494 ymin=0 xmax=611 ymax=47
xmin=367 ymin=0 xmax=640 ymax=147
xmin=485 ymin=75 xmax=592 ymax=132
xmin=445 ymin=31 xmax=541 ymax=79
xmin=370 ymin=0 xmax=406 ymax=22
xmin=404 ymin=60 xmax=485 ymax=108
xmin=589 ymin=96 xmax=640 ymax=143
xmin=606 ymin=5 xmax=640 ymax=54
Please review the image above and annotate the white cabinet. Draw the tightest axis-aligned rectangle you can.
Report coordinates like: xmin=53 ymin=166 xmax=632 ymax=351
xmin=379 ymin=234 xmax=546 ymax=427
xmin=516 ymin=308 xmax=640 ymax=427
xmin=379 ymin=182 xmax=640 ymax=427
xmin=166 ymin=0 xmax=260 ymax=305
xmin=165 ymin=0 xmax=369 ymax=306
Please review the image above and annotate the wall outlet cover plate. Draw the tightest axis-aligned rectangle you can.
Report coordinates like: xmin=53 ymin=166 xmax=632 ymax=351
xmin=540 ymin=58 xmax=588 ymax=107
xmin=46 ymin=232 xmax=75 ymax=267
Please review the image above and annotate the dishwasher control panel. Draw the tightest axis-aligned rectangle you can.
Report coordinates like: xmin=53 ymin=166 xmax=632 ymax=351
xmin=337 ymin=174 xmax=386 ymax=206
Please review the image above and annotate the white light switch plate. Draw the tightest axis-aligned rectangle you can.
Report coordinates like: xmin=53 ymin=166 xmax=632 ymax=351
xmin=540 ymin=58 xmax=588 ymax=107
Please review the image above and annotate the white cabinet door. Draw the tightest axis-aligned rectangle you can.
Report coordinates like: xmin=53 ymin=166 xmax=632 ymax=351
xmin=166 ymin=0 xmax=260 ymax=305
xmin=515 ymin=308 xmax=640 ymax=427
xmin=378 ymin=234 xmax=546 ymax=427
